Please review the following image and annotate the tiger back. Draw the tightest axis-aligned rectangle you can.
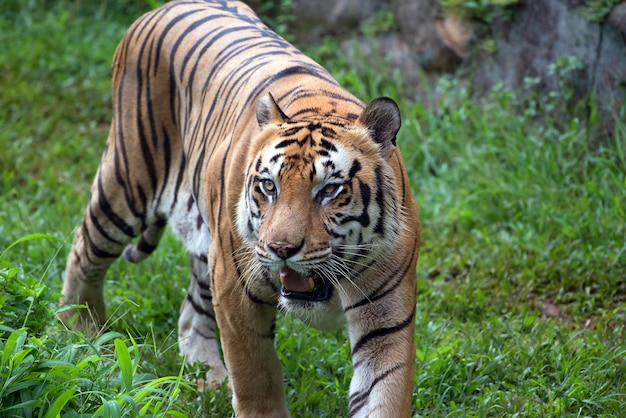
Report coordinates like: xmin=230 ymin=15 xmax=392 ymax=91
xmin=60 ymin=1 xmax=420 ymax=417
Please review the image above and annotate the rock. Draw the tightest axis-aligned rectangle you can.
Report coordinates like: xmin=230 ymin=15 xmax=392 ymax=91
xmin=392 ymin=0 xmax=462 ymax=71
xmin=253 ymin=0 xmax=625 ymax=134
xmin=472 ymin=0 xmax=626 ymax=133
xmin=435 ymin=14 xmax=475 ymax=59
xmin=608 ymin=2 xmax=626 ymax=40
xmin=288 ymin=0 xmax=388 ymax=43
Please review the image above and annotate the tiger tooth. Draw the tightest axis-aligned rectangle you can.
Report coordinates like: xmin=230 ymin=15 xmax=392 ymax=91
xmin=308 ymin=277 xmax=315 ymax=291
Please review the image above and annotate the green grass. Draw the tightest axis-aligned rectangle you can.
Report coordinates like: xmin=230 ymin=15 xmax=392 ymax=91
xmin=1 ymin=1 xmax=625 ymax=417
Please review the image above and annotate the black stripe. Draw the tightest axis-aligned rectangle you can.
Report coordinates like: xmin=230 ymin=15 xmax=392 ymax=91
xmin=87 ymin=204 xmax=124 ymax=246
xmin=349 ymin=160 xmax=361 ymax=179
xmin=170 ymin=153 xmax=187 ymax=212
xmin=344 ymin=237 xmax=419 ymax=312
xmin=397 ymin=152 xmax=409 ymax=208
xmin=320 ymin=138 xmax=337 ymax=151
xmin=340 ymin=180 xmax=370 ymax=227
xmin=83 ymin=221 xmax=119 ymax=259
xmin=276 ymin=87 xmax=361 ymax=110
xmin=348 ymin=364 xmax=403 ymax=416
xmin=167 ymin=14 xmax=229 ymax=129
xmin=373 ymin=167 xmax=386 ymax=234
xmin=185 ymin=293 xmax=216 ymax=320
xmin=229 ymin=231 xmax=275 ymax=306
xmin=245 ymin=64 xmax=339 ymax=113
xmin=153 ymin=7 xmax=205 ymax=75
xmin=113 ymin=71 xmax=144 ymax=221
xmin=135 ymin=35 xmax=158 ymax=199
xmin=96 ymin=176 xmax=135 ymax=237
xmin=136 ymin=237 xmax=158 ymax=254
xmin=275 ymin=139 xmax=297 ymax=148
xmin=192 ymin=270 xmax=212 ymax=293
xmin=288 ymin=107 xmax=321 ymax=118
xmin=282 ymin=126 xmax=304 ymax=136
xmin=135 ymin=185 xmax=148 ymax=230
xmin=192 ymin=326 xmax=216 ymax=340
xmin=351 ymin=308 xmax=415 ymax=356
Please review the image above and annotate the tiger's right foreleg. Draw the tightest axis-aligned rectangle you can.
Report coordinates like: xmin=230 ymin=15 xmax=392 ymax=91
xmin=178 ymin=254 xmax=229 ymax=389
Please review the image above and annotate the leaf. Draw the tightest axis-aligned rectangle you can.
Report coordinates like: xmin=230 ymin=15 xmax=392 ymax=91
xmin=0 ymin=234 xmax=61 ymax=259
xmin=168 ymin=412 xmax=189 ymax=418
xmin=114 ymin=338 xmax=133 ymax=392
xmin=614 ymin=195 xmax=624 ymax=217
xmin=101 ymin=398 xmax=122 ymax=418
xmin=2 ymin=328 xmax=27 ymax=367
xmin=43 ymin=388 xmax=75 ymax=418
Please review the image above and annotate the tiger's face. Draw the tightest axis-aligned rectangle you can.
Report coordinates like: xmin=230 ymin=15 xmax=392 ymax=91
xmin=236 ymin=95 xmax=403 ymax=328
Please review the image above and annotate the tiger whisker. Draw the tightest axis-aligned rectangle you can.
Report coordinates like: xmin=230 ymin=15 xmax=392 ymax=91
xmin=316 ymin=261 xmax=350 ymax=299
xmin=232 ymin=246 xmax=267 ymax=309
xmin=323 ymin=255 xmax=371 ymax=303
xmin=332 ymin=252 xmax=385 ymax=276
xmin=335 ymin=243 xmax=379 ymax=250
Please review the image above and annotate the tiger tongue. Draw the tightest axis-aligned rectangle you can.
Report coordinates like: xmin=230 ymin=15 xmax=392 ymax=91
xmin=279 ymin=266 xmax=314 ymax=293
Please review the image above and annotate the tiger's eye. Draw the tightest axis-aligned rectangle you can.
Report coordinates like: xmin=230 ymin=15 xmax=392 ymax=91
xmin=322 ymin=184 xmax=339 ymax=195
xmin=317 ymin=183 xmax=342 ymax=203
xmin=262 ymin=179 xmax=276 ymax=194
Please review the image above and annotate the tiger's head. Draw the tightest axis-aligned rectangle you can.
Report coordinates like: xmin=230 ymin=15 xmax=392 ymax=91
xmin=236 ymin=93 xmax=406 ymax=328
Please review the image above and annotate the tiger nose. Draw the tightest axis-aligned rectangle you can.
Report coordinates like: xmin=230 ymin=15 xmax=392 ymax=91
xmin=268 ymin=241 xmax=302 ymax=259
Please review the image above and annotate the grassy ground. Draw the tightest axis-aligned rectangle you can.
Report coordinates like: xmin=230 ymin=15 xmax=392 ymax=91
xmin=1 ymin=1 xmax=625 ymax=417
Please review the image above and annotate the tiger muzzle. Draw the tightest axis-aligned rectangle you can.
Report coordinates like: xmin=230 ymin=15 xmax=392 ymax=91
xmin=268 ymin=241 xmax=302 ymax=259
xmin=279 ymin=266 xmax=332 ymax=302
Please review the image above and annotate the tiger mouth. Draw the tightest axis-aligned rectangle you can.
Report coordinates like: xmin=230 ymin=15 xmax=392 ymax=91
xmin=278 ymin=266 xmax=332 ymax=302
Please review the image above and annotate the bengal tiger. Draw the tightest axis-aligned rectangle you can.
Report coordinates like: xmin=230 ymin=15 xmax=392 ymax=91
xmin=59 ymin=0 xmax=421 ymax=416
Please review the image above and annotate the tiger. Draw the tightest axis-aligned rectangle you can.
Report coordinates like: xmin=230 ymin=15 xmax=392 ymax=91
xmin=59 ymin=0 xmax=421 ymax=416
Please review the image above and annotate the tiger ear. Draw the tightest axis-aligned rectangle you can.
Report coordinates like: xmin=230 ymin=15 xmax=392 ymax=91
xmin=357 ymin=97 xmax=401 ymax=158
xmin=256 ymin=92 xmax=289 ymax=127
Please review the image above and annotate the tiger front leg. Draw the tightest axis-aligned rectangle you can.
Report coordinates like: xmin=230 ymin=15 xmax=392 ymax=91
xmin=211 ymin=257 xmax=289 ymax=418
xmin=344 ymin=280 xmax=417 ymax=417
xmin=178 ymin=254 xmax=229 ymax=389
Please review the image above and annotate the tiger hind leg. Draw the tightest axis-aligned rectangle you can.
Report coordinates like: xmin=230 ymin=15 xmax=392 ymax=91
xmin=123 ymin=219 xmax=167 ymax=263
xmin=178 ymin=253 xmax=229 ymax=389
xmin=60 ymin=224 xmax=117 ymax=331
xmin=60 ymin=173 xmax=142 ymax=331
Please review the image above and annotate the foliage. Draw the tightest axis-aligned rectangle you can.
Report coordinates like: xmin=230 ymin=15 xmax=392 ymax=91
xmin=575 ymin=0 xmax=622 ymax=22
xmin=436 ymin=0 xmax=522 ymax=54
xmin=437 ymin=0 xmax=522 ymax=24
xmin=360 ymin=4 xmax=398 ymax=37
xmin=0 ymin=235 xmax=62 ymax=335
xmin=1 ymin=0 xmax=625 ymax=416
xmin=439 ymin=0 xmax=623 ymax=24
xmin=256 ymin=0 xmax=296 ymax=40
xmin=0 ymin=238 xmax=190 ymax=417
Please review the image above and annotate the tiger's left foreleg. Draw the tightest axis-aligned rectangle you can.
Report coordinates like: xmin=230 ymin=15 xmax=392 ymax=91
xmin=345 ymin=274 xmax=417 ymax=418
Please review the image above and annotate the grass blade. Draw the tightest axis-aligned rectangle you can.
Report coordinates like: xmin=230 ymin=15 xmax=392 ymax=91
xmin=114 ymin=338 xmax=133 ymax=392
